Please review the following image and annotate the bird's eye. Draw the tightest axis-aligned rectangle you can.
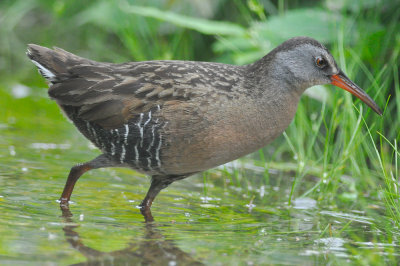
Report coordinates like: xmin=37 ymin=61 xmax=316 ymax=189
xmin=315 ymin=56 xmax=327 ymax=68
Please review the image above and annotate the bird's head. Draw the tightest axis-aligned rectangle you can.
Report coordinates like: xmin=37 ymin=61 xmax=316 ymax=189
xmin=269 ymin=36 xmax=382 ymax=115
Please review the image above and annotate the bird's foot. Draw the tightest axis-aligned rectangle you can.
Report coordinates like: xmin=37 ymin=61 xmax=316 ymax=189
xmin=59 ymin=197 xmax=70 ymax=209
xmin=58 ymin=198 xmax=73 ymax=218
xmin=140 ymin=206 xmax=154 ymax=223
xmin=139 ymin=204 xmax=154 ymax=223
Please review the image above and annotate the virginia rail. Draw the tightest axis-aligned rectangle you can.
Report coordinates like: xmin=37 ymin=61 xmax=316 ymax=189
xmin=27 ymin=37 xmax=382 ymax=221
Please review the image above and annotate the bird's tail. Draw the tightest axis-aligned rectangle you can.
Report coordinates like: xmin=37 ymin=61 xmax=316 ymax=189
xmin=26 ymin=44 xmax=90 ymax=84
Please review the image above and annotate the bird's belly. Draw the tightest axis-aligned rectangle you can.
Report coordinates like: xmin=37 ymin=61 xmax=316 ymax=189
xmin=161 ymin=108 xmax=293 ymax=175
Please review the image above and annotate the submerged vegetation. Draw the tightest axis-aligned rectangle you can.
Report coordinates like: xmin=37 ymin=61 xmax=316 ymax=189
xmin=0 ymin=0 xmax=399 ymax=264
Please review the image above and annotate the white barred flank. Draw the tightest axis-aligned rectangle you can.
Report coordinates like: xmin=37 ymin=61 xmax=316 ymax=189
xmin=111 ymin=142 xmax=115 ymax=156
xmin=136 ymin=113 xmax=144 ymax=146
xmin=120 ymin=145 xmax=126 ymax=164
xmin=134 ymin=144 xmax=139 ymax=163
xmin=83 ymin=106 xmax=165 ymax=174
xmin=155 ymin=127 xmax=163 ymax=168
xmin=124 ymin=124 xmax=129 ymax=145
xmin=147 ymin=121 xmax=157 ymax=152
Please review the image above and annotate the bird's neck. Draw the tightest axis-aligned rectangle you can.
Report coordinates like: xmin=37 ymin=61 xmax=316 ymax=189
xmin=241 ymin=60 xmax=304 ymax=145
xmin=246 ymin=54 xmax=308 ymax=96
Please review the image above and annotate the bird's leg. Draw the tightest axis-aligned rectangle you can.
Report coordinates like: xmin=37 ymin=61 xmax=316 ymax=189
xmin=140 ymin=176 xmax=170 ymax=222
xmin=60 ymin=154 xmax=114 ymax=208
xmin=140 ymin=175 xmax=188 ymax=222
xmin=60 ymin=164 xmax=91 ymax=206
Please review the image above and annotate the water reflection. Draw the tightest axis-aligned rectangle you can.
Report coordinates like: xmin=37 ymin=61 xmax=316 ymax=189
xmin=60 ymin=207 xmax=203 ymax=265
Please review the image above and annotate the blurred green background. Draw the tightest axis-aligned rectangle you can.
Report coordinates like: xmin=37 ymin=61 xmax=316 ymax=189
xmin=1 ymin=0 xmax=400 ymax=264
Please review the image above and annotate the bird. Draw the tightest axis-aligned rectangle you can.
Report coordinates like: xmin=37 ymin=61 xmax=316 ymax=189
xmin=27 ymin=36 xmax=382 ymax=222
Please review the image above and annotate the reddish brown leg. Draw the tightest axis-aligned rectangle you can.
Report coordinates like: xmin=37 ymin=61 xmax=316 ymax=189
xmin=139 ymin=175 xmax=187 ymax=222
xmin=140 ymin=178 xmax=167 ymax=222
xmin=59 ymin=164 xmax=92 ymax=206
xmin=59 ymin=154 xmax=114 ymax=207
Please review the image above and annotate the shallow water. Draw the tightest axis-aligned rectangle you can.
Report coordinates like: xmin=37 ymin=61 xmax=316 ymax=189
xmin=1 ymin=84 xmax=399 ymax=265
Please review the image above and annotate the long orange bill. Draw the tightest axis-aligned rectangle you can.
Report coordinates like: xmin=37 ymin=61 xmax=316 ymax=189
xmin=331 ymin=70 xmax=382 ymax=115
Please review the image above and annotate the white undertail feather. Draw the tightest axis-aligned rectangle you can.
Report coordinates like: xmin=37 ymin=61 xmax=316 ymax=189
xmin=26 ymin=47 xmax=57 ymax=84
xmin=30 ymin=59 xmax=56 ymax=83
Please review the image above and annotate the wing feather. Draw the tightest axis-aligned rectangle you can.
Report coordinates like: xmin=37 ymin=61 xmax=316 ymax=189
xmin=28 ymin=44 xmax=244 ymax=129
